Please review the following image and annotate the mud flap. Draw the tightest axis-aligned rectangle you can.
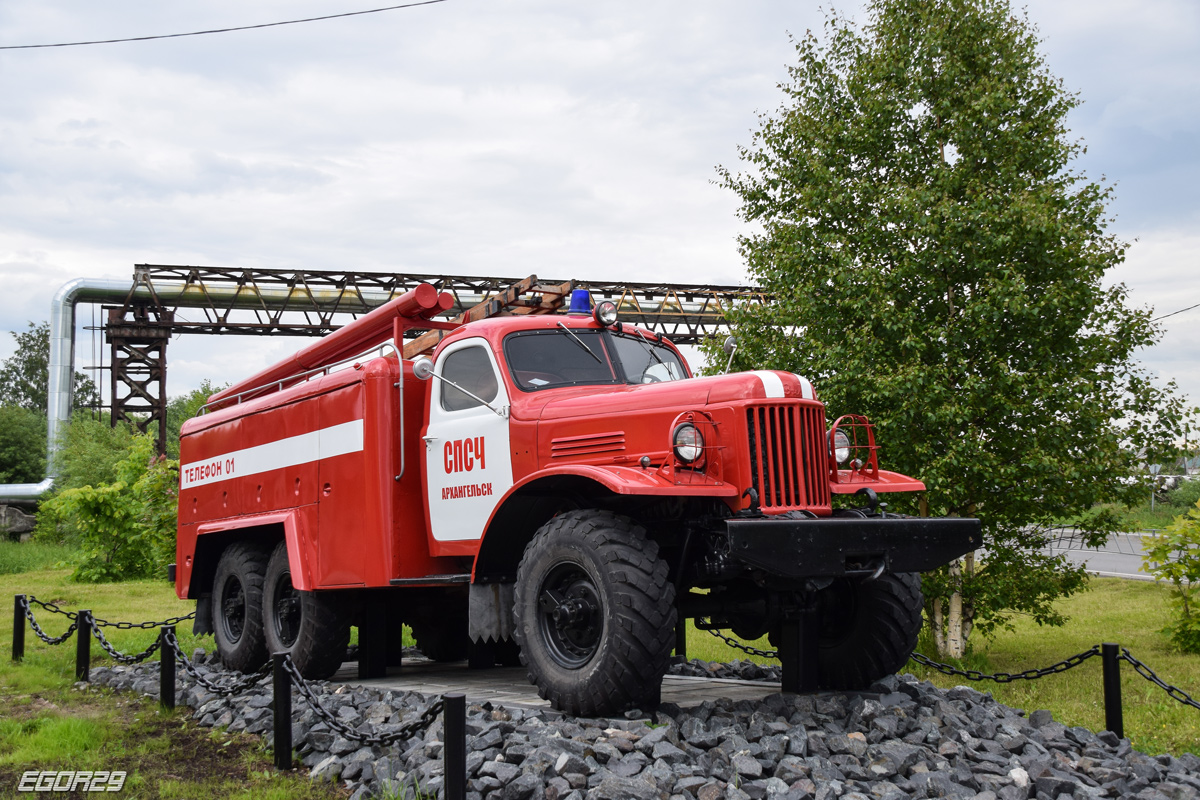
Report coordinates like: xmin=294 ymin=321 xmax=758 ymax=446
xmin=468 ymin=582 xmax=515 ymax=643
xmin=193 ymin=593 xmax=213 ymax=636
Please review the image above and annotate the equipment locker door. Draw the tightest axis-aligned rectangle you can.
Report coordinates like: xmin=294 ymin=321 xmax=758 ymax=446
xmin=423 ymin=338 xmax=513 ymax=542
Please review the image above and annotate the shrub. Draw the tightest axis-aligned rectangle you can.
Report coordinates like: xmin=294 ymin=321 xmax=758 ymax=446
xmin=1164 ymin=478 xmax=1200 ymax=510
xmin=52 ymin=413 xmax=139 ymax=491
xmin=41 ymin=434 xmax=178 ymax=583
xmin=1142 ymin=500 xmax=1200 ymax=652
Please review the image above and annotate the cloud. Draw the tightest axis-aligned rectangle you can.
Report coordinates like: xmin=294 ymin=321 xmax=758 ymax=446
xmin=1108 ymin=228 xmax=1200 ymax=402
xmin=0 ymin=0 xmax=1196 ymax=408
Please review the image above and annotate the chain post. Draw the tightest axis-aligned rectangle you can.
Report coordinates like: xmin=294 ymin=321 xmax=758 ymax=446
xmin=12 ymin=595 xmax=24 ymax=662
xmin=444 ymin=693 xmax=466 ymax=800
xmin=160 ymin=625 xmax=176 ymax=711
xmin=75 ymin=610 xmax=91 ymax=682
xmin=1101 ymin=642 xmax=1124 ymax=739
xmin=273 ymin=653 xmax=293 ymax=770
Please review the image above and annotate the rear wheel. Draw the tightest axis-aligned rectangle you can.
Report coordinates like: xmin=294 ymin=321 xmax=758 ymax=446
xmin=262 ymin=542 xmax=350 ymax=679
xmin=513 ymin=510 xmax=676 ymax=716
xmin=212 ymin=542 xmax=270 ymax=672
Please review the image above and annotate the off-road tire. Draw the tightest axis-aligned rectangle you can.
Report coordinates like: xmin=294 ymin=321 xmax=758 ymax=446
xmin=262 ymin=542 xmax=350 ymax=680
xmin=782 ymin=571 xmax=923 ymax=689
xmin=211 ymin=541 xmax=270 ymax=672
xmin=513 ymin=509 xmax=676 ymax=717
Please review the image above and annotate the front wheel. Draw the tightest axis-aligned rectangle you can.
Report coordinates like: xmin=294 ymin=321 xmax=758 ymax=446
xmin=772 ymin=571 xmax=924 ymax=689
xmin=262 ymin=542 xmax=350 ymax=679
xmin=513 ymin=510 xmax=676 ymax=716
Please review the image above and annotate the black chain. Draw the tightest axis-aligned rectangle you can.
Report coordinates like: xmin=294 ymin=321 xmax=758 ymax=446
xmin=164 ymin=630 xmax=269 ymax=696
xmin=92 ymin=610 xmax=196 ymax=630
xmin=282 ymin=655 xmax=444 ymax=746
xmin=909 ymin=647 xmax=1101 ymax=683
xmin=90 ymin=623 xmax=162 ymax=664
xmin=699 ymin=619 xmax=779 ymax=660
xmin=1120 ymin=648 xmax=1200 ymax=711
xmin=21 ymin=596 xmax=78 ymax=645
xmin=23 ymin=594 xmax=194 ymax=633
xmin=26 ymin=595 xmax=78 ymax=620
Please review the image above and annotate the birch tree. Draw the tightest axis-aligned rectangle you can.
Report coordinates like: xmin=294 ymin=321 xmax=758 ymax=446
xmin=715 ymin=0 xmax=1193 ymax=655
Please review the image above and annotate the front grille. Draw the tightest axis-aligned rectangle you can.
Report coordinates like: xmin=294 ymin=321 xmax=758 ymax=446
xmin=746 ymin=403 xmax=830 ymax=512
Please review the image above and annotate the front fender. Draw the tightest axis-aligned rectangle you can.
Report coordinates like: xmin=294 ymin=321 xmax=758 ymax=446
xmin=471 ymin=466 xmax=738 ymax=584
xmin=504 ymin=464 xmax=740 ymax=500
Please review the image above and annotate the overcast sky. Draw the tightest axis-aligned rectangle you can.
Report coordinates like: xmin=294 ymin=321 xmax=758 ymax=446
xmin=1 ymin=0 xmax=1197 ymax=408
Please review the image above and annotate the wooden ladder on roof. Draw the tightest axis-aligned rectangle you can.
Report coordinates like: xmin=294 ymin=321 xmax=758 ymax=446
xmin=402 ymin=275 xmax=574 ymax=359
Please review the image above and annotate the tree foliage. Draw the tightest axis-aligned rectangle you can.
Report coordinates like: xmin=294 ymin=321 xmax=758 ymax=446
xmin=0 ymin=405 xmax=46 ymax=484
xmin=51 ymin=413 xmax=140 ymax=493
xmin=712 ymin=0 xmax=1195 ymax=642
xmin=0 ymin=321 xmax=99 ymax=414
xmin=164 ymin=379 xmax=227 ymax=459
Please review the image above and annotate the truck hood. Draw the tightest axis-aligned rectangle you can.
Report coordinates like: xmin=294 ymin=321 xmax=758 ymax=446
xmin=535 ymin=371 xmax=816 ymax=420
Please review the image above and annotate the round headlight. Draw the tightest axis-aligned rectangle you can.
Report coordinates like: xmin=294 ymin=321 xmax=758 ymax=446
xmin=673 ymin=423 xmax=704 ymax=463
xmin=593 ymin=300 xmax=618 ymax=326
xmin=831 ymin=429 xmax=851 ymax=464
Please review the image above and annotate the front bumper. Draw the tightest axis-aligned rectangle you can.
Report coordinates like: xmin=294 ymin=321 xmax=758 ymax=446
xmin=726 ymin=516 xmax=982 ymax=579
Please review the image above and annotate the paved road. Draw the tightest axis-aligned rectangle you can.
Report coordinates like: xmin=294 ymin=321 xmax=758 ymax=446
xmin=1047 ymin=530 xmax=1155 ymax=581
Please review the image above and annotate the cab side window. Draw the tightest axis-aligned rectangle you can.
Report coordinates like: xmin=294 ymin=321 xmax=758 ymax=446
xmin=440 ymin=346 xmax=499 ymax=412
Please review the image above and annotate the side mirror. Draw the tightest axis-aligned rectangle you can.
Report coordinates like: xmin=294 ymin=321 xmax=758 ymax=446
xmin=722 ymin=336 xmax=738 ymax=374
xmin=412 ymin=357 xmax=434 ymax=380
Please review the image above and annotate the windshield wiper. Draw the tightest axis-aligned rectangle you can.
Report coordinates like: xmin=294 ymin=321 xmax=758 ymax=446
xmin=633 ymin=329 xmax=668 ymax=368
xmin=556 ymin=322 xmax=602 ymax=363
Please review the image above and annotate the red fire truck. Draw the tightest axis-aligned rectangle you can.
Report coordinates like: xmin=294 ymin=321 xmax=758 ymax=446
xmin=175 ymin=282 xmax=979 ymax=716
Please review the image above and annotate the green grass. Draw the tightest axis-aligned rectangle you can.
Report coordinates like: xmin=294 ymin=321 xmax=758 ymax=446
xmin=683 ymin=578 xmax=1200 ymax=757
xmin=911 ymin=578 xmax=1200 ymax=758
xmin=5 ymin=550 xmax=1200 ymax=779
xmin=0 ymin=563 xmax=348 ymax=799
xmin=0 ymin=540 xmax=79 ymax=576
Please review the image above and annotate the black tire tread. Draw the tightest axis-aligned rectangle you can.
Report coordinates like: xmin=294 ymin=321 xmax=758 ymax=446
xmin=513 ymin=509 xmax=676 ymax=717
xmin=212 ymin=540 xmax=271 ymax=673
xmin=817 ymin=571 xmax=923 ymax=689
xmin=262 ymin=543 xmax=350 ymax=680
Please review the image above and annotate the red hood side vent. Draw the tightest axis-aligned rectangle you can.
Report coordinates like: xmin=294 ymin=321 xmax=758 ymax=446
xmin=550 ymin=431 xmax=627 ymax=459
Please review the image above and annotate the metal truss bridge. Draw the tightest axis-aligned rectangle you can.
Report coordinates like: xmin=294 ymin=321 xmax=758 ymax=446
xmin=97 ymin=264 xmax=767 ymax=452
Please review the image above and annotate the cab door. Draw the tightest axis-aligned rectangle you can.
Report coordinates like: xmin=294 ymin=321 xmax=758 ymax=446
xmin=423 ymin=338 xmax=514 ymax=542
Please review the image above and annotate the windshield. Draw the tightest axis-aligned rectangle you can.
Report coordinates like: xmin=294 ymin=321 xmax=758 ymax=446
xmin=504 ymin=329 xmax=689 ymax=391
xmin=608 ymin=332 xmax=688 ymax=384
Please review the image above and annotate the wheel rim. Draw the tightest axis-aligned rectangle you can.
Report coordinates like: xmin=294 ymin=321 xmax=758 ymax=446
xmin=219 ymin=575 xmax=247 ymax=644
xmin=271 ymin=570 xmax=303 ymax=648
xmin=537 ymin=562 xmax=603 ymax=669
